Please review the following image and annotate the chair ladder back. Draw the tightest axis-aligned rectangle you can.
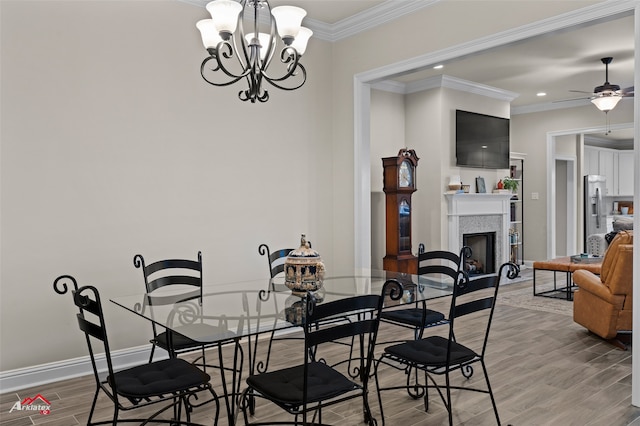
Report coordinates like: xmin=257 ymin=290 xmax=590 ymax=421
xmin=259 ymin=243 xmax=293 ymax=278
xmin=54 ymin=277 xmax=118 ymax=393
xmin=146 ymin=258 xmax=201 ymax=274
xmin=310 ymin=294 xmax=381 ymax=321
xmin=304 ymin=281 xmax=399 ymax=358
xmin=306 ymin=318 xmax=378 ymax=348
xmin=418 ymin=264 xmax=459 ymax=280
xmin=419 ymin=250 xmax=460 ymax=263
xmin=417 ymin=248 xmax=467 ymax=281
xmin=146 ymin=275 xmax=202 ymax=293
xmin=449 ymin=263 xmax=517 ymax=354
xmin=134 ymin=252 xmax=203 ymax=294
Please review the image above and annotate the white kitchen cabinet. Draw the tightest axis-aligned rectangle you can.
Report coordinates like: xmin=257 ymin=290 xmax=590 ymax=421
xmin=584 ymin=145 xmax=634 ymax=195
xmin=598 ymin=149 xmax=616 ymax=195
xmin=617 ymin=151 xmax=634 ymax=195
xmin=584 ymin=146 xmax=600 ymax=176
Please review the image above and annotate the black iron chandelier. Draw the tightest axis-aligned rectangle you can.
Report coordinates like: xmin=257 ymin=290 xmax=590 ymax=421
xmin=196 ymin=0 xmax=312 ymax=103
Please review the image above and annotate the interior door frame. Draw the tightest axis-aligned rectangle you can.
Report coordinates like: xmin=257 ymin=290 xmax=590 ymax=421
xmin=352 ymin=2 xmax=638 ymax=404
xmin=545 ymin=123 xmax=633 ymax=260
xmin=552 ymin=154 xmax=577 ymax=258
xmin=353 ymin=2 xmax=636 ymax=271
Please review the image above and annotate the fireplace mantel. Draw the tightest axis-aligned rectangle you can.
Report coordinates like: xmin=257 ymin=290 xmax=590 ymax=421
xmin=445 ymin=193 xmax=514 ymax=216
xmin=445 ymin=192 xmax=514 ymax=270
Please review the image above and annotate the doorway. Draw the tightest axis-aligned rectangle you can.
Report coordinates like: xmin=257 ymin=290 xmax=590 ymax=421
xmin=554 ymin=157 xmax=574 ymax=256
xmin=546 ymin=124 xmax=633 ymax=260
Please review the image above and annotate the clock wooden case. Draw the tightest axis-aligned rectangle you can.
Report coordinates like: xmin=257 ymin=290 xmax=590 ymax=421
xmin=382 ymin=148 xmax=419 ymax=273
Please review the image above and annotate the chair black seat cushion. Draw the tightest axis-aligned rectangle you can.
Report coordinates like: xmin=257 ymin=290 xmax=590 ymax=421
xmin=246 ymin=361 xmax=358 ymax=405
xmin=154 ymin=324 xmax=235 ymax=351
xmin=109 ymin=358 xmax=211 ymax=398
xmin=385 ymin=335 xmax=477 ymax=367
xmin=380 ymin=308 xmax=445 ymax=327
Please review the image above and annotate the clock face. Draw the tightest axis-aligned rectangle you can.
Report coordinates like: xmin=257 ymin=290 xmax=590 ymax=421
xmin=399 ymin=160 xmax=413 ymax=187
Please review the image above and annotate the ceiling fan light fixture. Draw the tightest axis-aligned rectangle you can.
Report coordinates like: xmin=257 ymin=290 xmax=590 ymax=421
xmin=590 ymin=93 xmax=622 ymax=112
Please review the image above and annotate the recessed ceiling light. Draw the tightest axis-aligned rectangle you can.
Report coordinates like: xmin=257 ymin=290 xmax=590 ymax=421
xmin=433 ymin=64 xmax=444 ymax=69
xmin=537 ymin=92 xmax=547 ymax=97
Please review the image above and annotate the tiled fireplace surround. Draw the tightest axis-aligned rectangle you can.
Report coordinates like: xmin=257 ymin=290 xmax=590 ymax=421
xmin=445 ymin=193 xmax=514 ymax=272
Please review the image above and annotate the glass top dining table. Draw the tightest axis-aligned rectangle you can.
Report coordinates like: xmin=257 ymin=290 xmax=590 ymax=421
xmin=110 ymin=269 xmax=455 ymax=345
xmin=110 ymin=269 xmax=455 ymax=425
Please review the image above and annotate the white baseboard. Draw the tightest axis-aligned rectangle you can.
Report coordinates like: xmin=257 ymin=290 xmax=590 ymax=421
xmin=0 ymin=345 xmax=167 ymax=394
xmin=0 ymin=329 xmax=299 ymax=394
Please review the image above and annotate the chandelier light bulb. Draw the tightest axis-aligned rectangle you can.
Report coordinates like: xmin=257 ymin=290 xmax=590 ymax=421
xmin=290 ymin=27 xmax=313 ymax=55
xmin=206 ymin=0 xmax=242 ymax=39
xmin=196 ymin=19 xmax=223 ymax=49
xmin=245 ymin=32 xmax=272 ymax=61
xmin=271 ymin=5 xmax=306 ymax=44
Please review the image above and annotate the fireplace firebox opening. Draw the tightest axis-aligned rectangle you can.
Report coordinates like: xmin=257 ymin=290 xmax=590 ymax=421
xmin=463 ymin=232 xmax=496 ymax=275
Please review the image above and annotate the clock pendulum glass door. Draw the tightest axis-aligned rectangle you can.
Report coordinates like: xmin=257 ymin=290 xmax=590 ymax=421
xmin=399 ymin=199 xmax=411 ymax=251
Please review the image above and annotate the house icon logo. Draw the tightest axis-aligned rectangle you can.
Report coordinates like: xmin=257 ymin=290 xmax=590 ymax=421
xmin=9 ymin=394 xmax=51 ymax=415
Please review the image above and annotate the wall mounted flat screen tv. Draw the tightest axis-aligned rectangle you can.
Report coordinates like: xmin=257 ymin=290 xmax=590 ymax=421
xmin=455 ymin=110 xmax=510 ymax=169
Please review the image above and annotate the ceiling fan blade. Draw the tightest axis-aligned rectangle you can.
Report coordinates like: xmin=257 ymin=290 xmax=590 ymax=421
xmin=569 ymin=90 xmax=593 ymax=94
xmin=622 ymin=86 xmax=634 ymax=97
xmin=553 ymin=96 xmax=589 ymax=103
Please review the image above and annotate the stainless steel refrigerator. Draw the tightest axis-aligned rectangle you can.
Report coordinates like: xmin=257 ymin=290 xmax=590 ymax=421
xmin=584 ymin=175 xmax=607 ymax=250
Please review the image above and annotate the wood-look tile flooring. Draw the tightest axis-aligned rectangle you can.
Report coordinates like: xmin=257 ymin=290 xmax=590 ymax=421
xmin=2 ymin=271 xmax=639 ymax=425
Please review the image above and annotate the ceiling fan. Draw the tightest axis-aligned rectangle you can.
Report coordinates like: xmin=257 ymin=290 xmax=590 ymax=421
xmin=569 ymin=57 xmax=634 ymax=112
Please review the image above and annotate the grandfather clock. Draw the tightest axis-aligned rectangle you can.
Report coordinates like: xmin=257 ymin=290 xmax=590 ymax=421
xmin=382 ymin=148 xmax=419 ymax=273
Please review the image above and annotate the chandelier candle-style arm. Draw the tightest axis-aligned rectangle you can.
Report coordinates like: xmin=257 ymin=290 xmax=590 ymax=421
xmin=196 ymin=0 xmax=312 ymax=103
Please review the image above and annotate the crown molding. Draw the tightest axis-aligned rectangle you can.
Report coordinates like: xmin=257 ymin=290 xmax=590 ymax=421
xmin=319 ymin=0 xmax=440 ymax=42
xmin=357 ymin=1 xmax=636 ymax=83
xmin=180 ymin=0 xmax=441 ymax=42
xmin=511 ymin=98 xmax=591 ymax=115
xmin=372 ymin=75 xmax=520 ymax=102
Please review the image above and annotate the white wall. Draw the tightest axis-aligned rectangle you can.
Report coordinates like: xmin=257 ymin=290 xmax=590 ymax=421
xmin=0 ymin=0 xmax=629 ymax=375
xmin=370 ymin=89 xmax=405 ymax=270
xmin=0 ymin=0 xmax=333 ymax=371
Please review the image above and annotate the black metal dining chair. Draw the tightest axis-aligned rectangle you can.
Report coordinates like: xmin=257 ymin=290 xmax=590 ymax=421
xmin=257 ymin=243 xmax=360 ymax=380
xmin=259 ymin=243 xmax=294 ymax=281
xmin=133 ymin=252 xmax=238 ymax=369
xmin=53 ymin=275 xmax=219 ymax=426
xmin=239 ymin=279 xmax=401 ymax=426
xmin=380 ymin=245 xmax=470 ymax=342
xmin=374 ymin=262 xmax=518 ymax=425
xmin=134 ymin=252 xmax=244 ymax=424
xmin=253 ymin=244 xmax=296 ymax=374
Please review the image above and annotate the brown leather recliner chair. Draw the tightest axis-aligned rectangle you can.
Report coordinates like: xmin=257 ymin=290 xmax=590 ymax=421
xmin=573 ymin=230 xmax=633 ymax=348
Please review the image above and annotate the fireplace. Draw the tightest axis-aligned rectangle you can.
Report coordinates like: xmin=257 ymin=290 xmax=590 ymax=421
xmin=445 ymin=193 xmax=513 ymax=273
xmin=463 ymin=232 xmax=496 ymax=275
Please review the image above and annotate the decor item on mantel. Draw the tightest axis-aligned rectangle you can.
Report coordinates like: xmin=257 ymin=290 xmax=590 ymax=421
xmin=493 ymin=178 xmax=510 ymax=194
xmin=448 ymin=175 xmax=462 ymax=191
xmin=196 ymin=0 xmax=312 ymax=103
xmin=446 ymin=175 xmax=464 ymax=194
xmin=502 ymin=176 xmax=519 ymax=192
xmin=476 ymin=177 xmax=486 ymax=193
xmin=285 ymin=234 xmax=325 ymax=294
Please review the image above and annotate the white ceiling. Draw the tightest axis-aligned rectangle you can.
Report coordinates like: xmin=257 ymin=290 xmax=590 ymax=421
xmin=270 ymin=0 xmax=388 ymax=24
xmin=193 ymin=1 xmax=635 ymax=141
